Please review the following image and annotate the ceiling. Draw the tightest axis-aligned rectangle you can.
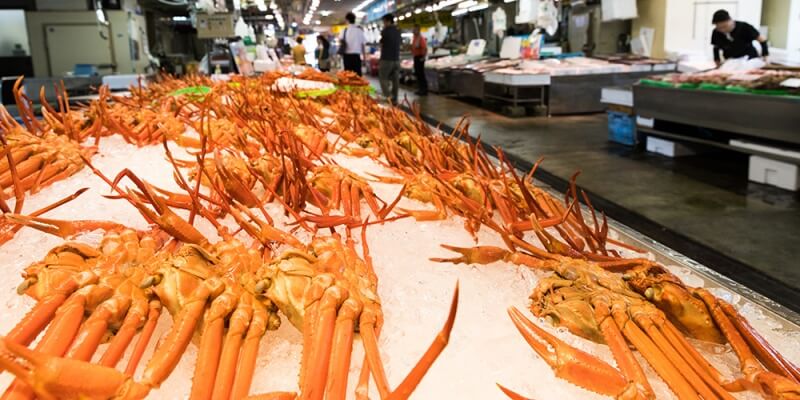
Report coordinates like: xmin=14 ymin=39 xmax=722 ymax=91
xmin=314 ymin=0 xmax=363 ymax=26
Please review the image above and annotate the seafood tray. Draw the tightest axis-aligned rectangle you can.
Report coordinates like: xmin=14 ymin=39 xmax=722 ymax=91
xmin=0 ymin=73 xmax=798 ymax=400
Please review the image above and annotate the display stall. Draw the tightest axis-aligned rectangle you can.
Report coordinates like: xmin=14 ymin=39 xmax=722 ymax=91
xmin=0 ymin=71 xmax=798 ymax=400
xmin=635 ymin=70 xmax=800 ymax=148
xmin=450 ymin=58 xmax=520 ymax=100
xmin=423 ymin=55 xmax=475 ymax=93
xmin=487 ymin=57 xmax=676 ymax=114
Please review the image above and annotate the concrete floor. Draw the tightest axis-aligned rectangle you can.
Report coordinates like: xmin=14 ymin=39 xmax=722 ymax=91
xmin=374 ymin=80 xmax=800 ymax=305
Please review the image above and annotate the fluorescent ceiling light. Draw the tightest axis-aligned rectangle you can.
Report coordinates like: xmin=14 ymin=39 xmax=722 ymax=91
xmin=468 ymin=2 xmax=488 ymax=11
xmin=414 ymin=8 xmax=422 ymax=14
xmin=458 ymin=0 xmax=478 ymax=8
xmin=451 ymin=7 xmax=468 ymax=16
xmin=319 ymin=10 xmax=332 ymax=16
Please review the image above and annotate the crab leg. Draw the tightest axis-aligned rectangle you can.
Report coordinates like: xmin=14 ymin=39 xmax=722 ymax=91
xmin=212 ymin=295 xmax=254 ymax=400
xmin=190 ymin=289 xmax=238 ymax=400
xmin=6 ymin=271 xmax=97 ymax=347
xmin=0 ymin=337 xmax=150 ymax=400
xmin=141 ymin=278 xmax=224 ymax=388
xmin=99 ymin=297 xmax=151 ymax=368
xmin=66 ymin=294 xmax=132 ymax=361
xmin=631 ymin=309 xmax=729 ymax=400
xmin=124 ymin=300 xmax=162 ymax=375
xmin=654 ymin=318 xmax=735 ymax=398
xmin=718 ymin=300 xmax=800 ymax=382
xmin=384 ymin=283 xmax=459 ymax=400
xmin=2 ymin=286 xmax=104 ymax=400
xmin=324 ymin=298 xmax=362 ymax=400
xmin=230 ymin=305 xmax=271 ymax=399
xmin=591 ymin=299 xmax=654 ymax=398
xmin=300 ymin=279 xmax=346 ymax=400
xmin=358 ymin=284 xmax=459 ymax=400
xmin=611 ymin=304 xmax=700 ymax=400
xmin=505 ymin=306 xmax=627 ymax=398
xmin=695 ymin=289 xmax=800 ymax=397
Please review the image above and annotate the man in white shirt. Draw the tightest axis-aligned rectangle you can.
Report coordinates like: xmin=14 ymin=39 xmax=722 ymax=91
xmin=340 ymin=12 xmax=367 ymax=76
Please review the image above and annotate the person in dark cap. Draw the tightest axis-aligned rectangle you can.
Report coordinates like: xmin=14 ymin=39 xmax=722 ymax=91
xmin=711 ymin=9 xmax=768 ymax=67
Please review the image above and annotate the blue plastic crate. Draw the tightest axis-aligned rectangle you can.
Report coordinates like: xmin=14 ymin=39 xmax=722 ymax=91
xmin=607 ymin=110 xmax=636 ymax=146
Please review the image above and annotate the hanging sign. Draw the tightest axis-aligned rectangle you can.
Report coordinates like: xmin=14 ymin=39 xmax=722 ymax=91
xmin=366 ymin=0 xmax=388 ymax=22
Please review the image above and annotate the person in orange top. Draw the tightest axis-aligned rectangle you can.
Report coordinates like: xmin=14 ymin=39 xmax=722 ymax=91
xmin=411 ymin=24 xmax=428 ymax=96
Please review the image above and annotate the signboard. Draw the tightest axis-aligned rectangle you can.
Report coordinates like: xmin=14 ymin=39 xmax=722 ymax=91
xmin=196 ymin=13 xmax=235 ymax=38
xmin=520 ymin=33 xmax=543 ymax=59
xmin=366 ymin=0 xmax=395 ymax=22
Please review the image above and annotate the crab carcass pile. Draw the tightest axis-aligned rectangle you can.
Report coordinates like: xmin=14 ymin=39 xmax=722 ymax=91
xmin=0 ymin=71 xmax=799 ymax=400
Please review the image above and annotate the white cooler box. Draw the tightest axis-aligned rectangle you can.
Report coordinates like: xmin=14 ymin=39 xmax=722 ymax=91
xmin=646 ymin=136 xmax=695 ymax=157
xmin=748 ymin=156 xmax=800 ymax=191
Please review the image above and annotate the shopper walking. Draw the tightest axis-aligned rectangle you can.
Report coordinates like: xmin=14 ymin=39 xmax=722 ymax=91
xmin=340 ymin=12 xmax=367 ymax=75
xmin=711 ymin=9 xmax=769 ymax=66
xmin=379 ymin=13 xmax=401 ymax=104
xmin=411 ymin=24 xmax=428 ymax=96
xmin=316 ymin=35 xmax=331 ymax=71
xmin=292 ymin=36 xmax=307 ymax=66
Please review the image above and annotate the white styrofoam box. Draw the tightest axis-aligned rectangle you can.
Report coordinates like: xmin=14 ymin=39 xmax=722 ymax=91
xmin=646 ymin=136 xmax=695 ymax=157
xmin=466 ymin=39 xmax=486 ymax=57
xmin=499 ymin=36 xmax=522 ymax=59
xmin=602 ymin=0 xmax=637 ymax=21
xmin=102 ymin=74 xmax=147 ymax=90
xmin=636 ymin=116 xmax=654 ymax=128
xmin=484 ymin=72 xmax=550 ymax=86
xmin=600 ymin=86 xmax=633 ymax=107
xmin=254 ymin=59 xmax=279 ymax=72
xmin=749 ymin=156 xmax=799 ymax=191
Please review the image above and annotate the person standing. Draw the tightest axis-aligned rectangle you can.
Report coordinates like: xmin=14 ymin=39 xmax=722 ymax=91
xmin=411 ymin=24 xmax=428 ymax=96
xmin=292 ymin=36 xmax=307 ymax=65
xmin=316 ymin=35 xmax=331 ymax=71
xmin=711 ymin=9 xmax=768 ymax=66
xmin=340 ymin=12 xmax=367 ymax=75
xmin=379 ymin=13 xmax=401 ymax=104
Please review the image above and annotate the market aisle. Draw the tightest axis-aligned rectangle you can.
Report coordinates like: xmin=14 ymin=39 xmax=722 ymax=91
xmin=369 ymin=79 xmax=800 ymax=306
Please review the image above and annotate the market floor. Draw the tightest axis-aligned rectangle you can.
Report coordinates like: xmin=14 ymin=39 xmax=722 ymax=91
xmin=369 ymin=78 xmax=800 ymax=310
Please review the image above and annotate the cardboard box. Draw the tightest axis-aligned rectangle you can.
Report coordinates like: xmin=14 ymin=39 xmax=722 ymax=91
xmin=748 ymin=155 xmax=799 ymax=191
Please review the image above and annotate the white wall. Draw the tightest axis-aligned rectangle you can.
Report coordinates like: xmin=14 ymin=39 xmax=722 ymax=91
xmin=0 ymin=10 xmax=31 ymax=56
xmin=787 ymin=0 xmax=800 ymax=52
xmin=664 ymin=0 xmax=763 ymax=58
xmin=26 ymin=10 xmax=149 ymax=76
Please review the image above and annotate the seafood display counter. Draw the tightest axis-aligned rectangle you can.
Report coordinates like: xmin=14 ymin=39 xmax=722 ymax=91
xmin=438 ymin=56 xmax=675 ymax=115
xmin=0 ymin=71 xmax=798 ymax=400
xmin=634 ymin=84 xmax=800 ymax=153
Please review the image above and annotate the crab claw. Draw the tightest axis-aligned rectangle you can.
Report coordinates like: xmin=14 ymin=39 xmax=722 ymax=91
xmin=506 ymin=307 xmax=628 ymax=398
xmin=3 ymin=214 xmax=128 ymax=239
xmin=496 ymin=383 xmax=534 ymax=400
xmin=750 ymin=371 xmax=800 ymax=399
xmin=0 ymin=336 xmax=150 ymax=400
xmin=430 ymin=244 xmax=511 ymax=265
